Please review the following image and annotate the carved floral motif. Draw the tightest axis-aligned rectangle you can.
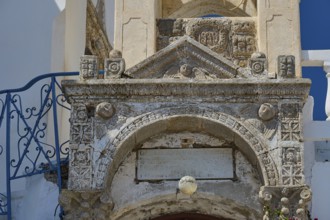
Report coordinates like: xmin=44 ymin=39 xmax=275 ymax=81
xmin=104 ymin=50 xmax=125 ymax=78
xmin=250 ymin=52 xmax=267 ymax=75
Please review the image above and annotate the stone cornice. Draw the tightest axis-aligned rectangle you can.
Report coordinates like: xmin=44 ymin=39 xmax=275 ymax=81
xmin=62 ymin=78 xmax=311 ymax=103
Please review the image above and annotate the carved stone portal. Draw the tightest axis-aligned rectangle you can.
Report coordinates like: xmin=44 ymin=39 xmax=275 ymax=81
xmin=61 ymin=14 xmax=311 ymax=220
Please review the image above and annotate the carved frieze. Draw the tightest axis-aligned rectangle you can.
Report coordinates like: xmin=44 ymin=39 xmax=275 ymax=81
xmin=156 ymin=18 xmax=256 ymax=68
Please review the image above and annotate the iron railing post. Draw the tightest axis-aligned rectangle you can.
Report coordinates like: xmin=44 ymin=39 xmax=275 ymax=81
xmin=6 ymin=93 xmax=12 ymax=219
xmin=51 ymin=77 xmax=63 ymax=217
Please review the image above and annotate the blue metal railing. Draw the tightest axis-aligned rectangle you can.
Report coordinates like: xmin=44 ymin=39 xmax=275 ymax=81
xmin=0 ymin=72 xmax=79 ymax=219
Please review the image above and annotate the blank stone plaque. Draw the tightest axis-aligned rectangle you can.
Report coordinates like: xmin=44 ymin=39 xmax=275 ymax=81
xmin=136 ymin=148 xmax=234 ymax=180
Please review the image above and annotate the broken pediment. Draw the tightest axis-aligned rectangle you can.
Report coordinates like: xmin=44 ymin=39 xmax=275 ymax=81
xmin=125 ymin=36 xmax=248 ymax=79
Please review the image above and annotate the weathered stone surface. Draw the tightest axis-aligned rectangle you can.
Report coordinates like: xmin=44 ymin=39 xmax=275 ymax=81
xmin=137 ymin=148 xmax=234 ymax=180
xmin=157 ymin=18 xmax=256 ymax=68
xmin=61 ymin=1 xmax=311 ymax=217
xmin=126 ymin=36 xmax=246 ymax=79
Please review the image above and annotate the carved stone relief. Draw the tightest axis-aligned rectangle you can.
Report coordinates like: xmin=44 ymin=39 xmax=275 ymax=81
xmin=80 ymin=55 xmax=99 ymax=80
xmin=95 ymin=102 xmax=114 ymax=119
xmin=104 ymin=50 xmax=125 ymax=79
xmin=259 ymin=186 xmax=312 ymax=219
xmin=280 ymin=103 xmax=301 ymax=141
xmin=281 ymin=144 xmax=303 ymax=186
xmin=186 ymin=19 xmax=231 ymax=56
xmin=250 ymin=52 xmax=268 ymax=76
xmin=68 ymin=144 xmax=93 ymax=189
xmin=69 ymin=104 xmax=95 ymax=190
xmin=244 ymin=103 xmax=278 ymax=140
xmin=126 ymin=36 xmax=248 ymax=79
xmin=278 ymin=55 xmax=296 ymax=78
xmin=157 ymin=18 xmax=257 ymax=68
xmin=94 ymin=106 xmax=278 ymax=189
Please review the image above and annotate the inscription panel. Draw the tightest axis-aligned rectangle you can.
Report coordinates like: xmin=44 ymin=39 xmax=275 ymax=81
xmin=137 ymin=148 xmax=234 ymax=180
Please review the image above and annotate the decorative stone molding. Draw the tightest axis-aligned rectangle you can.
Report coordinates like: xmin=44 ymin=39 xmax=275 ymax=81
xmin=93 ymin=107 xmax=278 ymax=189
xmin=62 ymin=78 xmax=310 ymax=104
xmin=127 ymin=36 xmax=245 ymax=79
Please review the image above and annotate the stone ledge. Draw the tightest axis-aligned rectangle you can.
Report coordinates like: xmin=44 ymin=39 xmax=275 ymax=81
xmin=62 ymin=78 xmax=311 ymax=103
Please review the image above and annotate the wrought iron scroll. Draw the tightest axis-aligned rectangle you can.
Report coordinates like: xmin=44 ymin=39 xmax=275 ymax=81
xmin=0 ymin=72 xmax=79 ymax=219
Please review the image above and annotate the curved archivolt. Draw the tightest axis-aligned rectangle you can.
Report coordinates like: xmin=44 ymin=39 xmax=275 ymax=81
xmin=162 ymin=0 xmax=257 ymax=18
xmin=110 ymin=193 xmax=261 ymax=219
xmin=94 ymin=107 xmax=278 ymax=189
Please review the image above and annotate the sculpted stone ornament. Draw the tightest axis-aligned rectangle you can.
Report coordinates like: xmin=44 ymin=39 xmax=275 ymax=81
xmin=278 ymin=55 xmax=295 ymax=78
xmin=80 ymin=55 xmax=98 ymax=80
xmin=179 ymin=64 xmax=192 ymax=77
xmin=258 ymin=103 xmax=276 ymax=121
xmin=178 ymin=176 xmax=197 ymax=195
xmin=281 ymin=103 xmax=301 ymax=141
xmin=104 ymin=50 xmax=125 ymax=79
xmin=96 ymin=102 xmax=114 ymax=119
xmin=250 ymin=52 xmax=267 ymax=75
xmin=157 ymin=18 xmax=256 ymax=68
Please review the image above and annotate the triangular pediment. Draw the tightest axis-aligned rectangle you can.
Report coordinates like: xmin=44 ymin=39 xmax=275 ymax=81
xmin=125 ymin=36 xmax=248 ymax=79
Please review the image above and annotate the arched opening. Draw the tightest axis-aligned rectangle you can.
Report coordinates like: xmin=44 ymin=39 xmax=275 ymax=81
xmin=95 ymin=108 xmax=278 ymax=190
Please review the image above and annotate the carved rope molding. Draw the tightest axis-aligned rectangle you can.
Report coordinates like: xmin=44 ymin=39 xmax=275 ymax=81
xmin=93 ymin=106 xmax=279 ymax=189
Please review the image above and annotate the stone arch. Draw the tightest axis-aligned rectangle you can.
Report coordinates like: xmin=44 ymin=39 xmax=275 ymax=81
xmin=94 ymin=106 xmax=278 ymax=189
xmin=162 ymin=0 xmax=257 ymax=18
xmin=110 ymin=193 xmax=261 ymax=219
